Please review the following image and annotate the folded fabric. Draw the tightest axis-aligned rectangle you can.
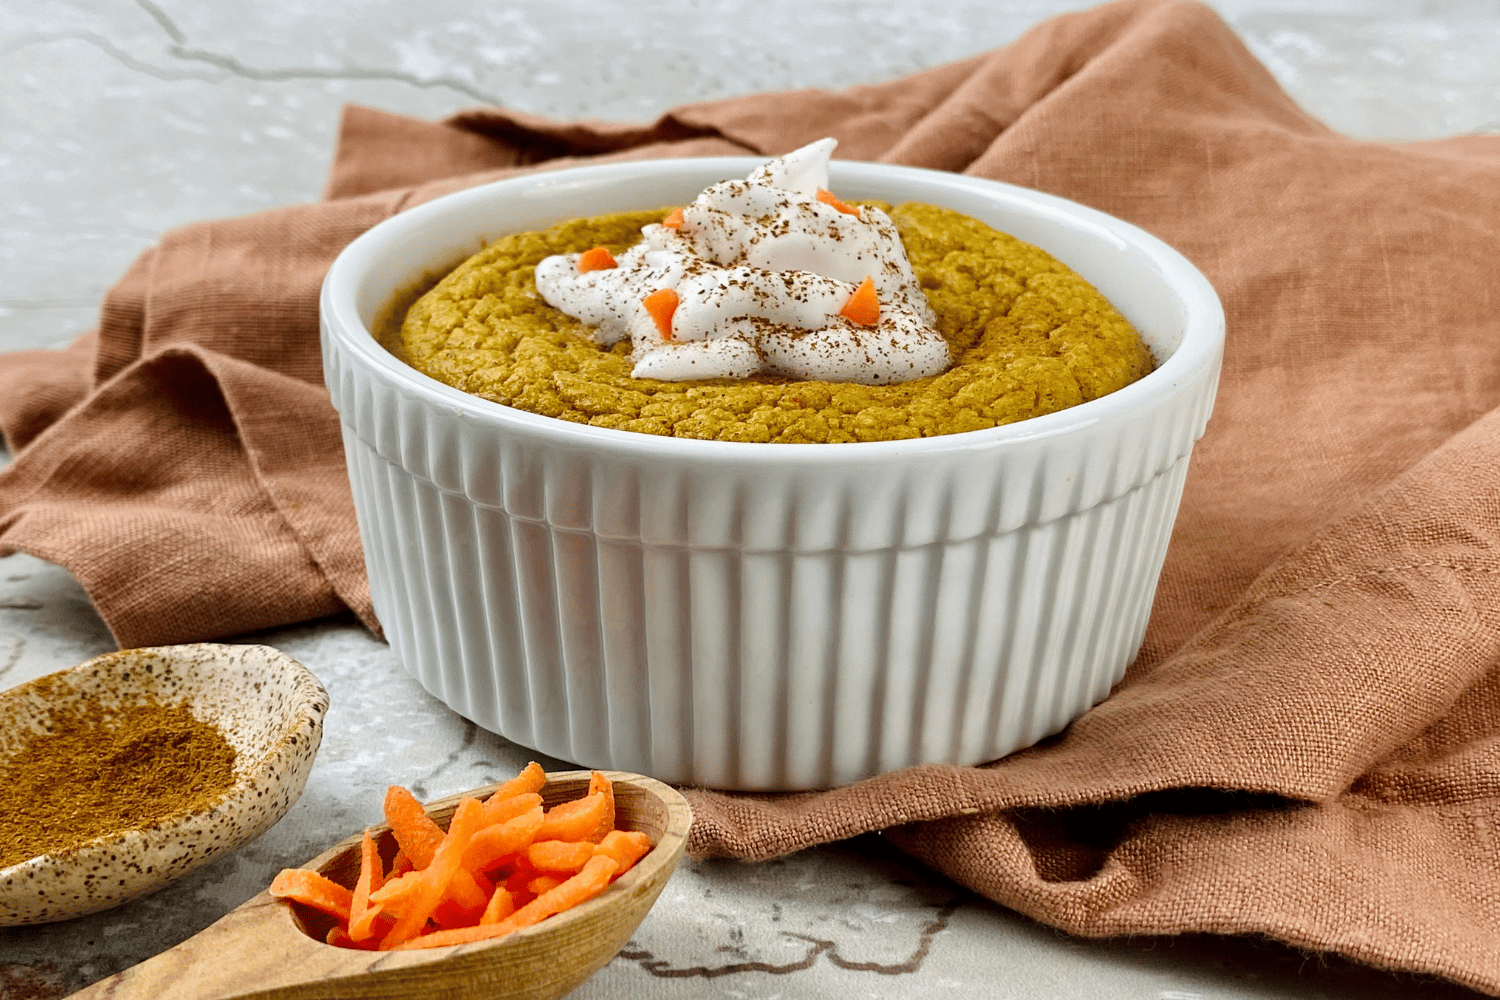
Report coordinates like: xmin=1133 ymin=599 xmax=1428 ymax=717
xmin=3 ymin=0 xmax=1499 ymax=991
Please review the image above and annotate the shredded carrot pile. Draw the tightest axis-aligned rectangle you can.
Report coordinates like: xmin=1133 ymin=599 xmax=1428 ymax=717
xmin=269 ymin=764 xmax=653 ymax=951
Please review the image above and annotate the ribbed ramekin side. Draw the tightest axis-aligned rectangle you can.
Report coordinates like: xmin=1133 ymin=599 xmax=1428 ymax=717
xmin=593 ymin=535 xmax=652 ymax=772
xmin=771 ymin=549 xmax=832 ymax=788
xmin=325 ymin=311 xmax=1217 ymax=788
xmin=330 ymin=434 xmax=1202 ymax=789
xmin=468 ymin=502 xmax=535 ymax=746
xmin=328 ymin=342 xmax=525 ymax=751
xmin=1027 ymin=456 xmax=1190 ymax=750
xmin=379 ymin=449 xmax=451 ymax=704
xmin=970 ymin=498 xmax=1112 ymax=760
xmin=1109 ymin=454 xmax=1192 ymax=683
xmin=346 ymin=439 xmax=437 ymax=707
xmin=817 ymin=546 xmax=897 ymax=786
xmin=326 ymin=331 xmax=422 ymax=675
xmin=701 ymin=421 xmax=1201 ymax=788
xmin=1071 ymin=463 xmax=1163 ymax=708
xmin=339 ymin=425 xmax=393 ymax=630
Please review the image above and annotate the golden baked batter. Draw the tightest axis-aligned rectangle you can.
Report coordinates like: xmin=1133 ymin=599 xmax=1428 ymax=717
xmin=378 ymin=203 xmax=1154 ymax=443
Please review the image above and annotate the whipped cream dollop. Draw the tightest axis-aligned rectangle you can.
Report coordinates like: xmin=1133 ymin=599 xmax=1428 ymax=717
xmin=533 ymin=138 xmax=951 ymax=385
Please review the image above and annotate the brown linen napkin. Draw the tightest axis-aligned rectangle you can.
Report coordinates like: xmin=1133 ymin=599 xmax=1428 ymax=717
xmin=4 ymin=0 xmax=1500 ymax=990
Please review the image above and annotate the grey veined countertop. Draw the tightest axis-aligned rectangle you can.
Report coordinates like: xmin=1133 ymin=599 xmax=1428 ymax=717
xmin=3 ymin=2 xmax=1498 ymax=997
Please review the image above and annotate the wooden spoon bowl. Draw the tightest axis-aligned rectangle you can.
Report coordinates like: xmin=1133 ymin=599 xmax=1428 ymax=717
xmin=65 ymin=770 xmax=693 ymax=1000
xmin=1 ymin=643 xmax=328 ymax=926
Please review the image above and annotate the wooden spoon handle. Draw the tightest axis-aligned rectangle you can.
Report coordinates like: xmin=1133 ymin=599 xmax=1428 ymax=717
xmin=64 ymin=892 xmax=404 ymax=1000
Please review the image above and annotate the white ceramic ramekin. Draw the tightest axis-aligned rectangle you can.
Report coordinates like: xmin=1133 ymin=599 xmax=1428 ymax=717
xmin=320 ymin=157 xmax=1223 ymax=791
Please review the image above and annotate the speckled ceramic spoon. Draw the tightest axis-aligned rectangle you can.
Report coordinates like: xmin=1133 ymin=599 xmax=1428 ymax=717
xmin=0 ymin=643 xmax=328 ymax=926
xmin=61 ymin=770 xmax=692 ymax=1000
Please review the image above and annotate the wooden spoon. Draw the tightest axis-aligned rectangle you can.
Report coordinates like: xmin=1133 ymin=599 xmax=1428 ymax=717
xmin=65 ymin=770 xmax=693 ymax=1000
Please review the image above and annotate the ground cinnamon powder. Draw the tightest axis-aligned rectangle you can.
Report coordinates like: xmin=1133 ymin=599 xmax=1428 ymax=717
xmin=0 ymin=689 xmax=238 ymax=869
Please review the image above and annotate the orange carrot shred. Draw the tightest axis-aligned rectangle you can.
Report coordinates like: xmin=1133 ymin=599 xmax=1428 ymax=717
xmin=585 ymin=771 xmax=615 ymax=844
xmin=662 ymin=207 xmax=685 ymax=229
xmin=488 ymin=855 xmax=619 ymax=936
xmin=347 ymin=829 xmax=383 ymax=938
xmin=390 ymin=856 xmax=619 ymax=950
xmin=368 ymin=869 xmax=422 ymax=907
xmin=270 ymin=869 xmax=352 ymax=923
xmin=378 ymin=797 xmax=487 ymax=949
xmin=815 ymin=188 xmax=861 ymax=217
xmin=479 ymin=885 xmax=517 ymax=926
xmin=389 ymin=849 xmax=414 ymax=877
xmin=430 ymin=899 xmax=466 ymax=930
xmin=464 ymin=806 xmax=544 ymax=874
xmin=388 ymin=921 xmax=510 ymax=951
xmin=575 ymin=246 xmax=617 ymax=272
xmin=480 ymin=791 xmax=542 ymax=828
xmin=594 ymin=829 xmax=653 ymax=876
xmin=536 ymin=792 xmax=608 ymax=842
xmin=384 ymin=786 xmax=444 ymax=869
xmin=839 ymin=276 xmax=879 ymax=326
xmin=527 ymin=839 xmax=596 ymax=873
xmin=642 ymin=289 xmax=678 ymax=341
xmin=445 ymin=867 xmax=490 ymax=911
xmin=516 ymin=762 xmax=547 ymax=793
xmin=488 ymin=761 xmax=547 ymax=803
xmin=528 ymin=874 xmax=565 ymax=895
xmin=503 ymin=855 xmax=540 ymax=897
xmin=348 ymin=901 xmax=391 ymax=944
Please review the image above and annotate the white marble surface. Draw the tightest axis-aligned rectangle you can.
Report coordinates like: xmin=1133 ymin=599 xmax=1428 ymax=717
xmin=2 ymin=1 xmax=1498 ymax=998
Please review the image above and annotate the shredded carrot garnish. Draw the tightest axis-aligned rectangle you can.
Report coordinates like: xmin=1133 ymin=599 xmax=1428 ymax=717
xmin=346 ymin=830 xmax=383 ymax=940
xmin=391 ymin=856 xmax=619 ymax=951
xmin=432 ymin=897 xmax=485 ymax=930
xmin=662 ymin=207 xmax=685 ymax=229
xmin=594 ymin=829 xmax=653 ymax=876
xmin=528 ymin=838 xmax=597 ymax=873
xmin=367 ymin=869 xmax=421 ymax=907
xmin=270 ymin=765 xmax=653 ymax=951
xmin=642 ymin=289 xmax=679 ymax=341
xmin=347 ymin=902 xmax=390 ymax=944
xmin=464 ymin=806 xmax=545 ymax=874
xmin=503 ymin=856 xmax=540 ymax=903
xmin=479 ymin=885 xmax=516 ymax=925
xmin=535 ymin=793 xmax=609 ymax=842
xmin=484 ymin=856 xmax=618 ymax=936
xmin=585 ymin=770 xmax=616 ymax=844
xmin=486 ymin=761 xmax=546 ymax=803
xmin=815 ymin=188 xmax=861 ymax=217
xmin=384 ymin=786 xmax=444 ymax=869
xmin=445 ymin=867 xmax=490 ymax=911
xmin=839 ymin=276 xmax=880 ymax=326
xmin=527 ymin=874 xmax=566 ymax=895
xmin=575 ymin=246 xmax=617 ymax=272
xmin=270 ymin=869 xmax=352 ymax=923
xmin=480 ymin=791 xmax=542 ymax=828
xmin=378 ymin=797 xmax=487 ymax=949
